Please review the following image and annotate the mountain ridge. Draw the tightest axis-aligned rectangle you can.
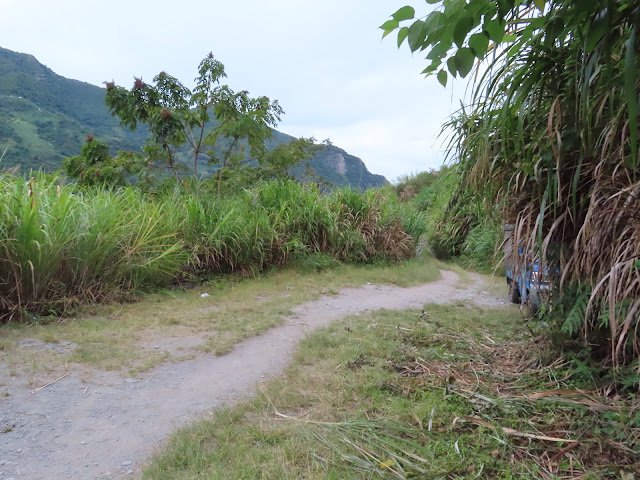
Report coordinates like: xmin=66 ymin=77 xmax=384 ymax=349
xmin=0 ymin=46 xmax=387 ymax=189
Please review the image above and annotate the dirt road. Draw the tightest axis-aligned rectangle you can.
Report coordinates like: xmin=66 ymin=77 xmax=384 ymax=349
xmin=0 ymin=270 xmax=506 ymax=479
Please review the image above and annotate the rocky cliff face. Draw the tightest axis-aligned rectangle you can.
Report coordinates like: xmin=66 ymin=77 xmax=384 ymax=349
xmin=325 ymin=153 xmax=347 ymax=175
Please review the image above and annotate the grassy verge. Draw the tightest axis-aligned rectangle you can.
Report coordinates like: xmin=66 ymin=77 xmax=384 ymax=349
xmin=0 ymin=257 xmax=441 ymax=377
xmin=143 ymin=304 xmax=640 ymax=479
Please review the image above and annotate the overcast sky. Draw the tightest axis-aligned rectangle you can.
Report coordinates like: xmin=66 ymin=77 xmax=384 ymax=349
xmin=1 ymin=0 xmax=467 ymax=182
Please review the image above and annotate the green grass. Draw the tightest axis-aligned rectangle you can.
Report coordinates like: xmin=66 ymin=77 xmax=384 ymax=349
xmin=0 ymin=257 xmax=442 ymax=374
xmin=143 ymin=304 xmax=640 ymax=479
xmin=0 ymin=173 xmax=426 ymax=322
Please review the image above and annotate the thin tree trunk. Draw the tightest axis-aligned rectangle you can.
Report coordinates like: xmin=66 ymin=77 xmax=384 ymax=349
xmin=217 ymin=164 xmax=224 ymax=199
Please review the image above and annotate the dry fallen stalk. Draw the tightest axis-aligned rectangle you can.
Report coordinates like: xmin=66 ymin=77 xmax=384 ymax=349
xmin=34 ymin=373 xmax=69 ymax=392
xmin=548 ymin=442 xmax=580 ymax=463
xmin=457 ymin=416 xmax=578 ymax=443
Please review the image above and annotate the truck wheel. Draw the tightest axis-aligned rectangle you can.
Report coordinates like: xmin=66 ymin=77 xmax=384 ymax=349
xmin=511 ymin=284 xmax=521 ymax=304
xmin=527 ymin=289 xmax=541 ymax=316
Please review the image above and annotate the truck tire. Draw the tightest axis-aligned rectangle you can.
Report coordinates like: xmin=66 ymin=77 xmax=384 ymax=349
xmin=528 ymin=289 xmax=541 ymax=316
xmin=511 ymin=284 xmax=521 ymax=304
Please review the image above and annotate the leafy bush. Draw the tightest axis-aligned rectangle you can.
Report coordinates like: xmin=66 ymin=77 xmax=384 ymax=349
xmin=398 ymin=168 xmax=498 ymax=271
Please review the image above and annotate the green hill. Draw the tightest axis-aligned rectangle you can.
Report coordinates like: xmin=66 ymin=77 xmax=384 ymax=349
xmin=0 ymin=47 xmax=387 ymax=189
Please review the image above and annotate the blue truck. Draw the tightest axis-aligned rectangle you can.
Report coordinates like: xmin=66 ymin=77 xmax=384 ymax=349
xmin=503 ymin=224 xmax=553 ymax=314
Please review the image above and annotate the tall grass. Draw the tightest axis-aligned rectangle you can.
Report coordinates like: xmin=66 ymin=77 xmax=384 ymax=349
xmin=446 ymin=0 xmax=640 ymax=366
xmin=0 ymin=174 xmax=183 ymax=320
xmin=0 ymin=174 xmax=426 ymax=321
xmin=396 ymin=168 xmax=499 ymax=271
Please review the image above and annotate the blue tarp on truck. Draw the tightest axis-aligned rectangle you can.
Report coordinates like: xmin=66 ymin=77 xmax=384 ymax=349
xmin=504 ymin=224 xmax=552 ymax=314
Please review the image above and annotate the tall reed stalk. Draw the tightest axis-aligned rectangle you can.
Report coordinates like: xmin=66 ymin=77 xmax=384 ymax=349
xmin=448 ymin=0 xmax=640 ymax=366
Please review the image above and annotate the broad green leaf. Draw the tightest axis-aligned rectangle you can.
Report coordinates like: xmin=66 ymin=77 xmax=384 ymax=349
xmin=453 ymin=16 xmax=475 ymax=47
xmin=426 ymin=40 xmax=452 ymax=61
xmin=380 ymin=19 xmax=400 ymax=38
xmin=469 ymin=32 xmax=490 ymax=58
xmin=454 ymin=47 xmax=475 ymax=77
xmin=533 ymin=0 xmax=545 ymax=11
xmin=467 ymin=0 xmax=489 ymax=16
xmin=516 ymin=24 xmax=534 ymax=45
xmin=392 ymin=6 xmax=415 ymax=22
xmin=426 ymin=0 xmax=441 ymax=4
xmin=397 ymin=26 xmax=409 ymax=47
xmin=497 ymin=0 xmax=514 ymax=23
xmin=483 ymin=18 xmax=504 ymax=43
xmin=447 ymin=57 xmax=458 ymax=77
xmin=585 ymin=17 xmax=608 ymax=53
xmin=408 ymin=20 xmax=427 ymax=52
xmin=437 ymin=69 xmax=448 ymax=86
xmin=421 ymin=60 xmax=441 ymax=74
xmin=544 ymin=17 xmax=565 ymax=47
xmin=423 ymin=11 xmax=444 ymax=33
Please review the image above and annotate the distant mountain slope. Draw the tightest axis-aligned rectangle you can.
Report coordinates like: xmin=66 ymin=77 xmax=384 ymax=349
xmin=0 ymin=47 xmax=387 ymax=189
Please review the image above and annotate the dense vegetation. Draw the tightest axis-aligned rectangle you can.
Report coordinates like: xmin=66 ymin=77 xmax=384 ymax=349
xmin=0 ymin=172 xmax=424 ymax=322
xmin=0 ymin=47 xmax=387 ymax=189
xmin=386 ymin=0 xmax=640 ymax=373
xmin=395 ymin=169 xmax=500 ymax=273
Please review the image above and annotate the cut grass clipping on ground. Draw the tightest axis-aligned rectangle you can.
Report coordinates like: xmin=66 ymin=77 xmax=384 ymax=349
xmin=144 ymin=304 xmax=640 ymax=479
xmin=0 ymin=257 xmax=441 ymax=376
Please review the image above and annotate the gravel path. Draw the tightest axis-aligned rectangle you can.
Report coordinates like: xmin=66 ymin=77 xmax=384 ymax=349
xmin=0 ymin=270 xmax=506 ymax=479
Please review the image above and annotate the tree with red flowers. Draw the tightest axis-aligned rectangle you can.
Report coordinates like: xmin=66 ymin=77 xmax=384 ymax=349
xmin=88 ymin=53 xmax=315 ymax=194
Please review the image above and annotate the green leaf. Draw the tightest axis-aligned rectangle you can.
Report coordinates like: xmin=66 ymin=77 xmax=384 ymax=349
xmin=497 ymin=0 xmax=515 ymax=19
xmin=467 ymin=0 xmax=489 ymax=16
xmin=397 ymin=27 xmax=409 ymax=48
xmin=454 ymin=48 xmax=475 ymax=77
xmin=392 ymin=6 xmax=415 ymax=22
xmin=483 ymin=18 xmax=504 ymax=43
xmin=426 ymin=40 xmax=452 ymax=61
xmin=426 ymin=0 xmax=441 ymax=4
xmin=380 ymin=19 xmax=400 ymax=39
xmin=533 ymin=0 xmax=545 ymax=11
xmin=453 ymin=16 xmax=474 ymax=48
xmin=423 ymin=10 xmax=444 ymax=31
xmin=585 ymin=16 xmax=608 ymax=53
xmin=447 ymin=57 xmax=458 ymax=77
xmin=469 ymin=32 xmax=490 ymax=58
xmin=437 ymin=69 xmax=448 ymax=86
xmin=544 ymin=17 xmax=565 ymax=47
xmin=421 ymin=60 xmax=441 ymax=74
xmin=408 ymin=20 xmax=427 ymax=52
